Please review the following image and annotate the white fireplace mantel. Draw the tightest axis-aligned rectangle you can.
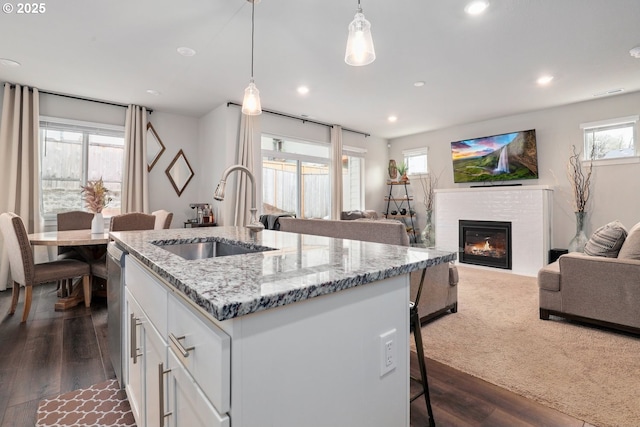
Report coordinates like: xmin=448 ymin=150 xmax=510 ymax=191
xmin=435 ymin=185 xmax=553 ymax=276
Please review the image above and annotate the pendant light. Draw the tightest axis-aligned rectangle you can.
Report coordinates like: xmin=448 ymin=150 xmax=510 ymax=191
xmin=344 ymin=0 xmax=376 ymax=66
xmin=242 ymin=0 xmax=262 ymax=115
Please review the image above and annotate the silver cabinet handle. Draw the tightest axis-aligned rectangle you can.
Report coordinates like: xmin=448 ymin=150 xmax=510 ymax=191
xmin=169 ymin=333 xmax=195 ymax=358
xmin=130 ymin=313 xmax=142 ymax=364
xmin=158 ymin=363 xmax=172 ymax=427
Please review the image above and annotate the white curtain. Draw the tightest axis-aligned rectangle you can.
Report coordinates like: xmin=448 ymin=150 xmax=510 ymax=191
xmin=330 ymin=125 xmax=343 ymax=220
xmin=233 ymin=113 xmax=257 ymax=226
xmin=122 ymin=105 xmax=149 ymax=213
xmin=0 ymin=83 xmax=42 ymax=290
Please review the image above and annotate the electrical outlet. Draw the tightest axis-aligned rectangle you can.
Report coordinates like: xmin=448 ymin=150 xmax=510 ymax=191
xmin=379 ymin=329 xmax=397 ymax=377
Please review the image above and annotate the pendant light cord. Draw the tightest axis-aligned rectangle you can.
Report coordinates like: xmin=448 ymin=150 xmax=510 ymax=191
xmin=250 ymin=0 xmax=255 ymax=79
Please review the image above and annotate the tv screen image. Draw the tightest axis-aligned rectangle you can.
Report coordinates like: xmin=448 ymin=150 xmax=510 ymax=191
xmin=450 ymin=129 xmax=539 ymax=183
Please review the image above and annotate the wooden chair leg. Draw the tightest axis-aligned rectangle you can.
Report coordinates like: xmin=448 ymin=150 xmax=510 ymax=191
xmin=83 ymin=275 xmax=91 ymax=308
xmin=21 ymin=285 xmax=33 ymax=322
xmin=9 ymin=281 xmax=20 ymax=315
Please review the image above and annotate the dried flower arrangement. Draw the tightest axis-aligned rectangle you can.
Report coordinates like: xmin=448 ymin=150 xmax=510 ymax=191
xmin=418 ymin=172 xmax=439 ymax=212
xmin=81 ymin=178 xmax=111 ymax=213
xmin=567 ymin=144 xmax=595 ymax=213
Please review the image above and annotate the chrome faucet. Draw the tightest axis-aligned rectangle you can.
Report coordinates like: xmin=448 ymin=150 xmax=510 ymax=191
xmin=213 ymin=164 xmax=265 ymax=232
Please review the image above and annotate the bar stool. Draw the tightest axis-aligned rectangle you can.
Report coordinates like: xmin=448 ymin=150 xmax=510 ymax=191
xmin=410 ymin=267 xmax=436 ymax=427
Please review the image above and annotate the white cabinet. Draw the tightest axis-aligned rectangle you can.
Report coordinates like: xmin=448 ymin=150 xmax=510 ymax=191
xmin=165 ymin=348 xmax=230 ymax=427
xmin=124 ymin=256 xmax=230 ymax=427
xmin=124 ymin=254 xmax=410 ymax=427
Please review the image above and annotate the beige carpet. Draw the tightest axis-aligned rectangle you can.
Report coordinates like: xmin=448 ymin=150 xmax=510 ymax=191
xmin=418 ymin=265 xmax=640 ymax=427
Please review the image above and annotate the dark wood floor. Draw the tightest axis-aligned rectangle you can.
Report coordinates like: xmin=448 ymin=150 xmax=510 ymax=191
xmin=0 ymin=284 xmax=592 ymax=427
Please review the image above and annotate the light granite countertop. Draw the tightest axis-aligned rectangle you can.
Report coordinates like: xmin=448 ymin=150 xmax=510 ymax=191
xmin=110 ymin=226 xmax=456 ymax=321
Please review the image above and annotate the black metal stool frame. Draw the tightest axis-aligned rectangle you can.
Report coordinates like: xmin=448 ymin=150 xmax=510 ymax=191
xmin=410 ymin=267 xmax=436 ymax=427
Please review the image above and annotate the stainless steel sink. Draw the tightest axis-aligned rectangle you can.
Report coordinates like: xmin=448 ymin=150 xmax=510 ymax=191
xmin=156 ymin=241 xmax=270 ymax=260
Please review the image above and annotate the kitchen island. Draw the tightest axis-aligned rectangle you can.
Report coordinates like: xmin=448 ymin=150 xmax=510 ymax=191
xmin=110 ymin=226 xmax=456 ymax=427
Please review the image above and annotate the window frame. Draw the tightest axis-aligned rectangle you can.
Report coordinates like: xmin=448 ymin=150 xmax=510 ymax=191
xmin=580 ymin=115 xmax=639 ymax=166
xmin=403 ymin=147 xmax=429 ymax=176
xmin=39 ymin=116 xmax=125 ymax=223
xmin=260 ymin=135 xmax=367 ymax=218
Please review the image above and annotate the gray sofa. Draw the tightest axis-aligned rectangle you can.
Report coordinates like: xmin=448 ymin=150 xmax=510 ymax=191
xmin=538 ymin=221 xmax=640 ymax=334
xmin=278 ymin=217 xmax=458 ymax=323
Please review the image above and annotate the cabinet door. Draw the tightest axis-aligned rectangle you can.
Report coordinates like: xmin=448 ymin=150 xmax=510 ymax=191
xmin=126 ymin=289 xmax=168 ymax=427
xmin=125 ymin=291 xmax=145 ymax=427
xmin=143 ymin=315 xmax=166 ymax=427
xmin=166 ymin=349 xmax=229 ymax=427
xmin=167 ymin=294 xmax=230 ymax=414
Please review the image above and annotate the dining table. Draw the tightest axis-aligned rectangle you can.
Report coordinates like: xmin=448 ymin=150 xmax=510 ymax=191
xmin=28 ymin=229 xmax=110 ymax=310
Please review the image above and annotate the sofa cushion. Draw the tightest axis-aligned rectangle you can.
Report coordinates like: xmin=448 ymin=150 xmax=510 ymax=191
xmin=618 ymin=221 xmax=640 ymax=260
xmin=538 ymin=260 xmax=560 ymax=291
xmin=583 ymin=220 xmax=627 ymax=258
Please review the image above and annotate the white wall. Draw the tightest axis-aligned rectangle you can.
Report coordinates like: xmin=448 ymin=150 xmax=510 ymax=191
xmin=389 ymin=91 xmax=640 ymax=249
xmin=147 ymin=111 xmax=199 ymax=227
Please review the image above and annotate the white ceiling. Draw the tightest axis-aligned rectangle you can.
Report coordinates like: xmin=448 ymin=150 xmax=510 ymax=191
xmin=1 ymin=0 xmax=639 ymax=139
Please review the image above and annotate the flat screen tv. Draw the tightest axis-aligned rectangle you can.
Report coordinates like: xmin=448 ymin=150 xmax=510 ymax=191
xmin=451 ymin=129 xmax=539 ymax=183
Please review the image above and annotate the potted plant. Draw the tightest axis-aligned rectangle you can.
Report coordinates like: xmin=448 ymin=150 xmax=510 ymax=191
xmin=396 ymin=162 xmax=409 ymax=182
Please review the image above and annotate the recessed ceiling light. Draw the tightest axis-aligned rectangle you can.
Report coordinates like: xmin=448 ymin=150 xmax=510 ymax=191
xmin=537 ymin=75 xmax=554 ymax=85
xmin=297 ymin=86 xmax=309 ymax=95
xmin=414 ymin=81 xmax=425 ymax=87
xmin=0 ymin=58 xmax=21 ymax=67
xmin=146 ymin=89 xmax=161 ymax=96
xmin=177 ymin=47 xmax=196 ymax=57
xmin=388 ymin=116 xmax=398 ymax=123
xmin=464 ymin=1 xmax=490 ymax=15
xmin=630 ymin=46 xmax=640 ymax=59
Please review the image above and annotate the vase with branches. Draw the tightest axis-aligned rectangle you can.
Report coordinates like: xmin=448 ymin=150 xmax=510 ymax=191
xmin=567 ymin=145 xmax=594 ymax=252
xmin=418 ymin=173 xmax=439 ymax=247
xmin=81 ymin=178 xmax=111 ymax=233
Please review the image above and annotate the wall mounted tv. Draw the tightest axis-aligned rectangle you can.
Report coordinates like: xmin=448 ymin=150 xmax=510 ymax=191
xmin=450 ymin=129 xmax=539 ymax=183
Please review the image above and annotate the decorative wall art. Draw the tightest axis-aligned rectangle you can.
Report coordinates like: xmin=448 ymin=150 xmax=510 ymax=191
xmin=165 ymin=149 xmax=194 ymax=197
xmin=146 ymin=122 xmax=166 ymax=172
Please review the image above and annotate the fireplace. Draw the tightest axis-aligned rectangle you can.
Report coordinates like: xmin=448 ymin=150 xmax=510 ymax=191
xmin=459 ymin=220 xmax=512 ymax=270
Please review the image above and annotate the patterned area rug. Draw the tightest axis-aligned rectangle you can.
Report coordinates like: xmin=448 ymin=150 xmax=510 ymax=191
xmin=37 ymin=380 xmax=136 ymax=427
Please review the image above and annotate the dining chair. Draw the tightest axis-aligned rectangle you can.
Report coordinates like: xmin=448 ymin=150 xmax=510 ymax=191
xmin=90 ymin=212 xmax=156 ymax=281
xmin=58 ymin=211 xmax=93 ymax=257
xmin=0 ymin=212 xmax=91 ymax=322
xmin=152 ymin=209 xmax=173 ymax=229
xmin=56 ymin=211 xmax=95 ymax=295
xmin=411 ymin=267 xmax=436 ymax=427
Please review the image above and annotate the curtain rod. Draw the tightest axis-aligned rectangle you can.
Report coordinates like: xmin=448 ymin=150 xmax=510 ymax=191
xmin=6 ymin=83 xmax=153 ymax=113
xmin=226 ymin=101 xmax=369 ymax=137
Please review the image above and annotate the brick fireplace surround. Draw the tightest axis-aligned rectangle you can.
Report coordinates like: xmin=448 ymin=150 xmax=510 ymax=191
xmin=435 ymin=185 xmax=553 ymax=277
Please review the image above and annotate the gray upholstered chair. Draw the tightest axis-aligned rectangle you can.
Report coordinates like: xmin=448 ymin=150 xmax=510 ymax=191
xmin=152 ymin=209 xmax=173 ymax=229
xmin=91 ymin=212 xmax=156 ymax=280
xmin=0 ymin=212 xmax=91 ymax=322
xmin=57 ymin=210 xmax=94 ymax=257
xmin=56 ymin=211 xmax=95 ymax=295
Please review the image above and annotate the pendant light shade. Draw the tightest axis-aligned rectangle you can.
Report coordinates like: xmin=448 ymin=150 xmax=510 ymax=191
xmin=241 ymin=0 xmax=262 ymax=115
xmin=242 ymin=80 xmax=262 ymax=115
xmin=345 ymin=0 xmax=376 ymax=66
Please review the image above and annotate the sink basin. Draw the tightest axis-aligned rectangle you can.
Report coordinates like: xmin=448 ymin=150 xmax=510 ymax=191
xmin=156 ymin=241 xmax=270 ymax=260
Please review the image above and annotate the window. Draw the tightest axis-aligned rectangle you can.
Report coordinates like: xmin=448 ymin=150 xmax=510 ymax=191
xmin=581 ymin=115 xmax=638 ymax=161
xmin=261 ymin=136 xmax=365 ymax=218
xmin=342 ymin=147 xmax=365 ymax=212
xmin=40 ymin=117 xmax=125 ymax=218
xmin=403 ymin=147 xmax=428 ymax=175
